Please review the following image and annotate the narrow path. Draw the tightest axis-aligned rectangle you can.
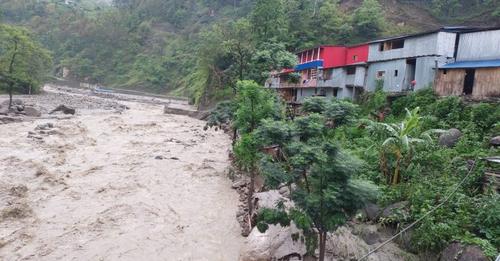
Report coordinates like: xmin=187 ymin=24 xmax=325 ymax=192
xmin=0 ymin=96 xmax=243 ymax=260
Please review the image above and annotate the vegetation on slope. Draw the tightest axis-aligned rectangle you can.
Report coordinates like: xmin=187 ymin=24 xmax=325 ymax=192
xmin=213 ymin=82 xmax=499 ymax=259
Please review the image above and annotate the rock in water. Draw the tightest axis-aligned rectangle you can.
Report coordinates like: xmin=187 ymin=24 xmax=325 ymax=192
xmin=23 ymin=106 xmax=42 ymax=117
xmin=50 ymin=105 xmax=76 ymax=115
xmin=439 ymin=128 xmax=462 ymax=148
xmin=239 ymin=223 xmax=307 ymax=261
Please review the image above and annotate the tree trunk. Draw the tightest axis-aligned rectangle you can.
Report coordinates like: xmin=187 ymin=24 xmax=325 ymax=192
xmin=302 ymin=169 xmax=310 ymax=193
xmin=392 ymin=152 xmax=402 ymax=185
xmin=7 ymin=39 xmax=18 ymax=110
xmin=319 ymin=230 xmax=327 ymax=261
xmin=247 ymin=167 xmax=255 ymax=224
xmin=8 ymin=88 xmax=13 ymax=109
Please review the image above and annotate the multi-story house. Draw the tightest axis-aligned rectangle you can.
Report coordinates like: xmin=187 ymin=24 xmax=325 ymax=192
xmin=267 ymin=26 xmax=499 ymax=103
xmin=365 ymin=27 xmax=476 ymax=94
xmin=435 ymin=28 xmax=500 ymax=99
xmin=268 ymin=44 xmax=369 ymax=102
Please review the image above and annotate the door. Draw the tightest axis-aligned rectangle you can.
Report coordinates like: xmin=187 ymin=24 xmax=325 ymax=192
xmin=463 ymin=69 xmax=475 ymax=95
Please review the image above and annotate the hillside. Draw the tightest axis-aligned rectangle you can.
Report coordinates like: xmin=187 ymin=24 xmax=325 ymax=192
xmin=0 ymin=0 xmax=498 ymax=105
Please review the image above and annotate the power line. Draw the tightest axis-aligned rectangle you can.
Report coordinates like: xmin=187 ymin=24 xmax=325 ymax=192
xmin=358 ymin=159 xmax=477 ymax=261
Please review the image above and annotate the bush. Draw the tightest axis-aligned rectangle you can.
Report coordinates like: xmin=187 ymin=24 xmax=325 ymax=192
xmin=302 ymin=96 xmax=327 ymax=114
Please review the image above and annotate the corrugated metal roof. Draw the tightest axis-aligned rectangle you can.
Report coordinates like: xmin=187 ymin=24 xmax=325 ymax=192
xmin=440 ymin=59 xmax=500 ymax=69
xmin=367 ymin=26 xmax=487 ymax=44
xmin=295 ymin=60 xmax=323 ymax=71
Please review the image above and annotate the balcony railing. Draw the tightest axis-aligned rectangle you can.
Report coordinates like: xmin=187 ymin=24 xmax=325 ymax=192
xmin=276 ymin=79 xmax=318 ymax=89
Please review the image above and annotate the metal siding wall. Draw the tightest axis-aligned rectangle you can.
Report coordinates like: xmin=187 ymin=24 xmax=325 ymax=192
xmin=457 ymin=30 xmax=500 ymax=61
xmin=297 ymin=88 xmax=316 ymax=102
xmin=415 ymin=57 xmax=435 ymax=90
xmin=437 ymin=32 xmax=458 ymax=58
xmin=366 ymin=60 xmax=407 ymax=92
xmin=322 ymin=68 xmax=345 ymax=87
xmin=354 ymin=67 xmax=366 ymax=87
xmin=368 ymin=33 xmax=441 ymax=62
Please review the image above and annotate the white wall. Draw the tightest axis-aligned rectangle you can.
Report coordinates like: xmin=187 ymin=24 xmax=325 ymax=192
xmin=368 ymin=32 xmax=457 ymax=62
xmin=457 ymin=30 xmax=500 ymax=61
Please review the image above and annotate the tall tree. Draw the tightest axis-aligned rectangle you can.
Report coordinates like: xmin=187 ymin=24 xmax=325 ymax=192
xmin=352 ymin=0 xmax=385 ymax=41
xmin=315 ymin=0 xmax=353 ymax=44
xmin=233 ymin=80 xmax=280 ymax=219
xmin=0 ymin=24 xmax=51 ymax=108
xmin=250 ymin=0 xmax=287 ymax=42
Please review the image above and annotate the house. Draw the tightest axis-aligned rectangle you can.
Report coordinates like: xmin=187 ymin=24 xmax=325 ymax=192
xmin=435 ymin=28 xmax=500 ymax=100
xmin=318 ymin=44 xmax=369 ymax=100
xmin=268 ymin=44 xmax=369 ymax=102
xmin=364 ymin=27 xmax=478 ymax=94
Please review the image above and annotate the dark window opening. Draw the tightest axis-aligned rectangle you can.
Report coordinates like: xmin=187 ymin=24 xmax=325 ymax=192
xmin=394 ymin=70 xmax=399 ymax=77
xmin=443 ymin=69 xmax=447 ymax=75
xmin=346 ymin=67 xmax=356 ymax=75
xmin=353 ymin=55 xmax=358 ymax=61
xmin=377 ymin=71 xmax=385 ymax=79
xmin=333 ymin=88 xmax=338 ymax=97
xmin=323 ymin=69 xmax=333 ymax=80
xmin=463 ymin=69 xmax=475 ymax=95
xmin=380 ymin=39 xmax=405 ymax=51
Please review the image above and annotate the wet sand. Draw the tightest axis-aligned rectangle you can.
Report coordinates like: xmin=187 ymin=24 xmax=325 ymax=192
xmin=0 ymin=89 xmax=243 ymax=260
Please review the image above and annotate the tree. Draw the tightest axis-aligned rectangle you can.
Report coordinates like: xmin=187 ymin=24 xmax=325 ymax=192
xmin=257 ymin=140 xmax=377 ymax=261
xmin=250 ymin=0 xmax=287 ymax=42
xmin=352 ymin=0 xmax=385 ymax=41
xmin=250 ymin=41 xmax=297 ymax=84
xmin=367 ymin=107 xmax=442 ymax=185
xmin=221 ymin=18 xmax=254 ymax=82
xmin=0 ymin=24 xmax=51 ymax=108
xmin=233 ymin=80 xmax=281 ymax=218
xmin=315 ymin=0 xmax=353 ymax=44
xmin=255 ymin=98 xmax=376 ymax=261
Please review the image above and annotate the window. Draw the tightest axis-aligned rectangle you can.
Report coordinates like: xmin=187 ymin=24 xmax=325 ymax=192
xmin=353 ymin=55 xmax=358 ymax=61
xmin=377 ymin=71 xmax=385 ymax=79
xmin=323 ymin=69 xmax=333 ymax=80
xmin=346 ymin=67 xmax=356 ymax=75
xmin=333 ymin=88 xmax=338 ymax=97
xmin=443 ymin=69 xmax=447 ymax=75
xmin=380 ymin=39 xmax=405 ymax=51
xmin=394 ymin=70 xmax=398 ymax=77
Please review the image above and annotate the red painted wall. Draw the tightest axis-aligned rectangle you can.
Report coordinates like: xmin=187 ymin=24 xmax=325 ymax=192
xmin=345 ymin=44 xmax=369 ymax=65
xmin=296 ymin=45 xmax=368 ymax=68
xmin=322 ymin=46 xmax=347 ymax=68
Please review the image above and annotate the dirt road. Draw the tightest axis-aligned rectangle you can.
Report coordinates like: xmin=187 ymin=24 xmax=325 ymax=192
xmin=0 ymin=89 xmax=243 ymax=260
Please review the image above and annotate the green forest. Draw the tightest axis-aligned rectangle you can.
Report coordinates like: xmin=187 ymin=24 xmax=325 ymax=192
xmin=0 ymin=0 xmax=499 ymax=260
xmin=209 ymin=82 xmax=499 ymax=260
xmin=1 ymin=0 xmax=499 ymax=106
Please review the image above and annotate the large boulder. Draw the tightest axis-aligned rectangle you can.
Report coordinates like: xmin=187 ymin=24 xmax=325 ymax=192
xmin=439 ymin=128 xmax=462 ymax=148
xmin=380 ymin=201 xmax=409 ymax=221
xmin=253 ymin=190 xmax=293 ymax=212
xmin=239 ymin=223 xmax=307 ymax=261
xmin=352 ymin=224 xmax=381 ymax=245
xmin=23 ymin=106 xmax=41 ymax=117
xmin=362 ymin=203 xmax=381 ymax=221
xmin=0 ymin=104 xmax=9 ymax=115
xmin=50 ymin=105 xmax=75 ymax=115
xmin=440 ymin=242 xmax=488 ymax=261
xmin=490 ymin=136 xmax=500 ymax=147
xmin=325 ymin=226 xmax=418 ymax=261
